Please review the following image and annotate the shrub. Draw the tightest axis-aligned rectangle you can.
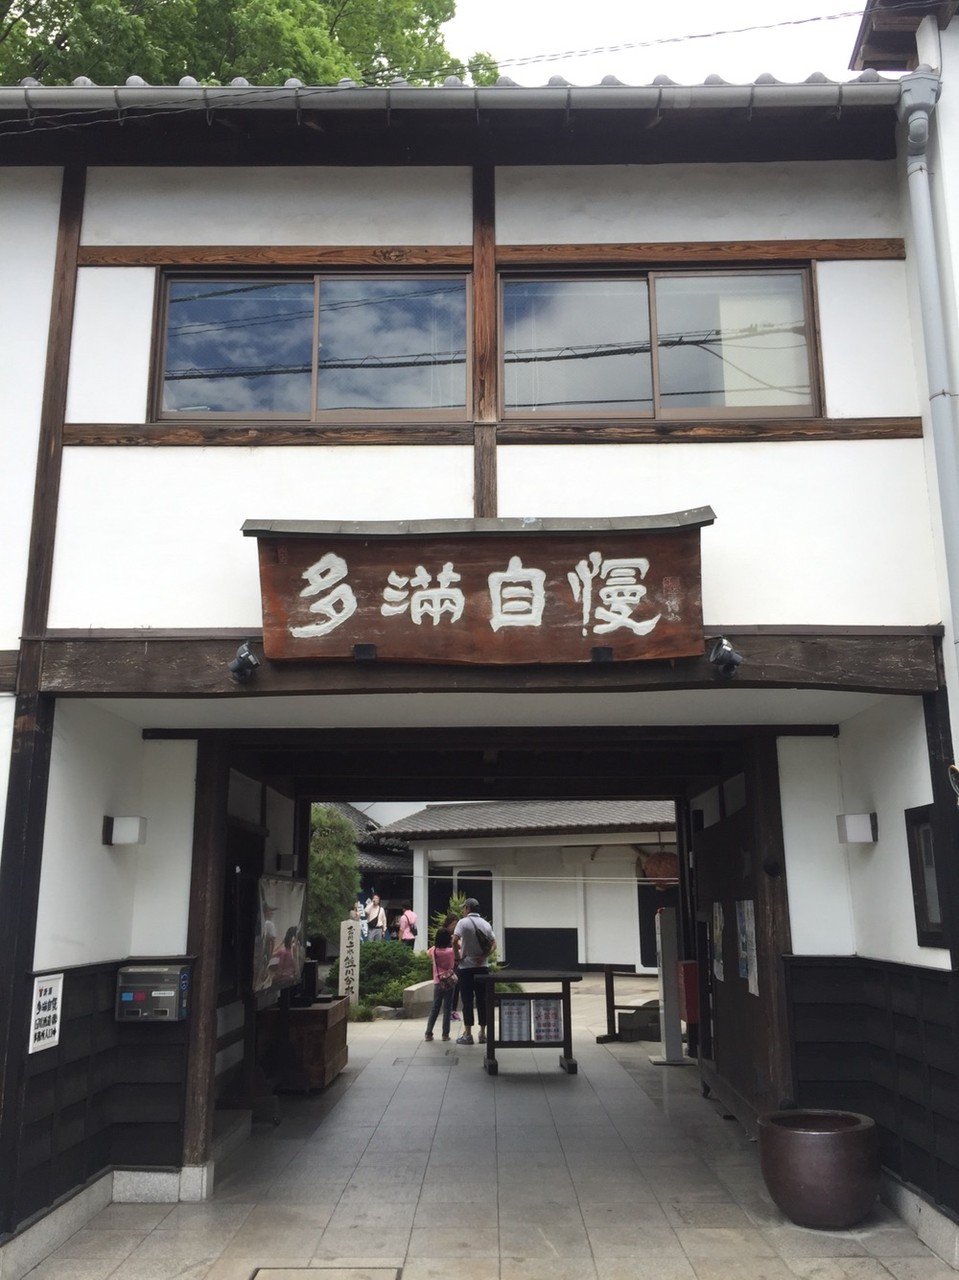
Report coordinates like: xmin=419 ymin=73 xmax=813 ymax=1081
xmin=325 ymin=939 xmax=430 ymax=1008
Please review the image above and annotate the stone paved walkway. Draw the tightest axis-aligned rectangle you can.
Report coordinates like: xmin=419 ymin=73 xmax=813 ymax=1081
xmin=23 ymin=976 xmax=957 ymax=1280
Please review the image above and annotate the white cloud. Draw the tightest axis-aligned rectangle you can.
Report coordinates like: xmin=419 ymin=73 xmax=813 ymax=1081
xmin=443 ymin=2 xmax=877 ymax=86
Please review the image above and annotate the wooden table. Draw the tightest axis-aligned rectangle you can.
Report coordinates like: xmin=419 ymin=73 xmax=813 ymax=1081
xmin=477 ymin=970 xmax=582 ymax=1075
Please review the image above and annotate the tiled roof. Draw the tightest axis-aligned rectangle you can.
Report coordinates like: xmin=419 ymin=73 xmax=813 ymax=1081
xmin=323 ymin=801 xmax=380 ymax=839
xmin=357 ymin=849 xmax=413 ymax=874
xmin=380 ymin=799 xmax=674 ymax=840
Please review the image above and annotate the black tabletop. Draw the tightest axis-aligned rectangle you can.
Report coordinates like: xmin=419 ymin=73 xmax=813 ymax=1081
xmin=475 ymin=970 xmax=583 ymax=984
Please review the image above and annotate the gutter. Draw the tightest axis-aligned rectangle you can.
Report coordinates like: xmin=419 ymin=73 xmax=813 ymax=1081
xmin=0 ymin=71 xmax=904 ymax=118
xmin=897 ymin=68 xmax=959 ymax=642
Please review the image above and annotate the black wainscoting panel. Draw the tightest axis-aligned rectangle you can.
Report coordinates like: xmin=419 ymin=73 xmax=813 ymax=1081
xmin=785 ymin=955 xmax=959 ymax=1217
xmin=504 ymin=927 xmax=579 ymax=971
xmin=14 ymin=961 xmax=191 ymax=1230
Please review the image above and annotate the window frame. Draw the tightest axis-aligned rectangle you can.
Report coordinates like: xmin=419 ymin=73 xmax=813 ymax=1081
xmin=154 ymin=271 xmax=473 ymax=424
xmin=498 ymin=266 xmax=819 ymax=422
xmin=904 ymin=803 xmax=946 ymax=949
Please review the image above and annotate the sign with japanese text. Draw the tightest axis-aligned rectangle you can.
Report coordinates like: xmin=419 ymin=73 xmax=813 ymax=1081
xmin=247 ymin=513 xmax=711 ymax=666
xmin=29 ymin=973 xmax=63 ymax=1053
xmin=338 ymin=919 xmax=360 ymax=1006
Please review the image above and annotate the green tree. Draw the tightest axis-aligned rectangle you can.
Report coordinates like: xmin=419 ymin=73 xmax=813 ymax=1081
xmin=0 ymin=0 xmax=496 ymax=87
xmin=307 ymin=803 xmax=360 ymax=947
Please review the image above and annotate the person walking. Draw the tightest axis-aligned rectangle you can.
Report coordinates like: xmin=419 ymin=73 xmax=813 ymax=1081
xmin=396 ymin=901 xmax=418 ymax=948
xmin=365 ymin=893 xmax=387 ymax=941
xmin=424 ymin=927 xmax=457 ymax=1041
xmin=453 ymin=899 xmax=495 ymax=1046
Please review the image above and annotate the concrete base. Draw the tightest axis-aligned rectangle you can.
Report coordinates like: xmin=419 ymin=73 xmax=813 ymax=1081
xmin=0 ymin=1114 xmax=254 ymax=1279
xmin=0 ymin=1173 xmax=112 ymax=1280
xmin=882 ymin=1172 xmax=959 ymax=1268
xmin=403 ymin=979 xmax=435 ymax=1018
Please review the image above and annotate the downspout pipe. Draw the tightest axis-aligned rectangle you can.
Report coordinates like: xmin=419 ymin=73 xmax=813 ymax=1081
xmin=898 ymin=69 xmax=959 ymax=643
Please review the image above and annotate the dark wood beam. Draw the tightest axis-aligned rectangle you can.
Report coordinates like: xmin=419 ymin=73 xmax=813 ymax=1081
xmin=62 ymin=416 xmax=921 ymax=448
xmin=497 ymin=239 xmax=906 ymax=264
xmin=38 ymin=630 xmax=941 ymax=698
xmin=77 ymin=245 xmax=473 ymax=267
xmin=0 ymin=652 xmax=17 ymax=693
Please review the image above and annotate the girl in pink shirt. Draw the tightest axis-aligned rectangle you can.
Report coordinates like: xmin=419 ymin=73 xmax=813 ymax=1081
xmin=424 ymin=928 xmax=457 ymax=1041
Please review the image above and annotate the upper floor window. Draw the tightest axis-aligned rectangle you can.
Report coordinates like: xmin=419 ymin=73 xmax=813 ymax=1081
xmin=157 ymin=267 xmax=815 ymax=423
xmin=501 ymin=270 xmax=815 ymax=418
xmin=159 ymin=274 xmax=469 ymax=419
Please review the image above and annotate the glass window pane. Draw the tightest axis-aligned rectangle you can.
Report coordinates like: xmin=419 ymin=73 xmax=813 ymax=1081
xmin=316 ymin=278 xmax=466 ymax=412
xmin=162 ymin=280 xmax=314 ymax=414
xmin=503 ymin=280 xmax=652 ymax=413
xmin=654 ymin=274 xmax=811 ymax=411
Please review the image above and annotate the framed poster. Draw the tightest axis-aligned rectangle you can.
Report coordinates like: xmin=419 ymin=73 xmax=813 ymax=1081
xmin=499 ymin=998 xmax=531 ymax=1042
xmin=30 ymin=973 xmax=63 ymax=1054
xmin=531 ymin=997 xmax=563 ymax=1043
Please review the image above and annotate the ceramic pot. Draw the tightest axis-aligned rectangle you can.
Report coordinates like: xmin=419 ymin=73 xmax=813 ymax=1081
xmin=757 ymin=1109 xmax=880 ymax=1229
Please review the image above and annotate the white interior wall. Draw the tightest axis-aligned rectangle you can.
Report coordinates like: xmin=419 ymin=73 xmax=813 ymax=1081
xmin=836 ymin=696 xmax=947 ymax=968
xmin=80 ymin=168 xmax=473 ymax=245
xmin=777 ymin=736 xmax=856 ymax=955
xmin=36 ymin=704 xmax=197 ymax=969
xmin=35 ymin=702 xmax=144 ymax=968
xmin=48 ymin=446 xmax=474 ymax=628
xmin=129 ymin=740 xmax=197 ymax=955
xmin=495 ymin=161 xmax=901 ymax=244
xmin=0 ymin=697 xmax=15 ymax=853
xmin=0 ymin=168 xmax=62 ymax=649
xmin=816 ymin=261 xmax=921 ymax=418
xmin=265 ymin=788 xmax=296 ymax=874
xmin=65 ymin=268 xmax=156 ymax=423
xmin=498 ymin=439 xmax=938 ymax=626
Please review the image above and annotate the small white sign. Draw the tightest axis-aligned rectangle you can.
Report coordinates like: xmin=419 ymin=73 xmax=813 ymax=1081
xmin=338 ymin=919 xmax=360 ymax=1006
xmin=30 ymin=973 xmax=63 ymax=1054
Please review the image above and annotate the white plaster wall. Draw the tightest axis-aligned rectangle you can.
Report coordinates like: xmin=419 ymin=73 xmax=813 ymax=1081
xmin=48 ymin=446 xmax=474 ymax=628
xmin=35 ymin=702 xmax=144 ymax=968
xmin=81 ymin=168 xmax=473 ymax=245
xmin=495 ymin=162 xmax=901 ymax=244
xmin=778 ymin=736 xmax=856 ymax=955
xmin=0 ymin=169 xmax=62 ymax=649
xmin=36 ymin=706 xmax=196 ymax=967
xmin=0 ymin=697 xmax=14 ymax=854
xmin=498 ymin=439 xmax=939 ymax=625
xmin=65 ymin=269 xmax=155 ymax=423
xmin=502 ymin=848 xmax=578 ymax=928
xmin=129 ymin=739 xmax=197 ymax=955
xmin=265 ymin=788 xmax=296 ymax=874
xmin=583 ymin=850 xmax=640 ymax=966
xmin=816 ymin=261 xmax=922 ymax=418
xmin=836 ymin=695 xmax=947 ymax=968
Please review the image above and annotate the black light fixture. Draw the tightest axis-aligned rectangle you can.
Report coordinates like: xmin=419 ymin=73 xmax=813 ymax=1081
xmin=707 ymin=636 xmax=743 ymax=678
xmin=228 ymin=641 xmax=260 ymax=683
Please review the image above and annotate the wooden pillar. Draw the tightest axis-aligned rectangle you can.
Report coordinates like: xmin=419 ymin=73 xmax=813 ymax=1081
xmin=0 ymin=166 xmax=85 ymax=1234
xmin=472 ymin=166 xmax=498 ymax=518
xmin=744 ymin=732 xmax=795 ymax=1108
xmin=182 ymin=738 xmax=230 ymax=1166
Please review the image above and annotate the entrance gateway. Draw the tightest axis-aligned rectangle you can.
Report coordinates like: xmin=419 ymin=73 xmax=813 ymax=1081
xmin=6 ymin=46 xmax=959 ymax=1256
xmin=3 ymin=513 xmax=950 ymax=1244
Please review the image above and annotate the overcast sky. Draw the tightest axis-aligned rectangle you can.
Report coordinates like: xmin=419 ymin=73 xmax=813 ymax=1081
xmin=442 ymin=2 xmax=878 ymax=86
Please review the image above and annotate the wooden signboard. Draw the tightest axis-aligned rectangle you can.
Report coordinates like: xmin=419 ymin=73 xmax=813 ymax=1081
xmin=245 ymin=511 xmax=712 ymax=666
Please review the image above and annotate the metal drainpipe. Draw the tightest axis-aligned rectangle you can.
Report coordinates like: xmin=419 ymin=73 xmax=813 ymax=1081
xmin=898 ymin=69 xmax=959 ymax=643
